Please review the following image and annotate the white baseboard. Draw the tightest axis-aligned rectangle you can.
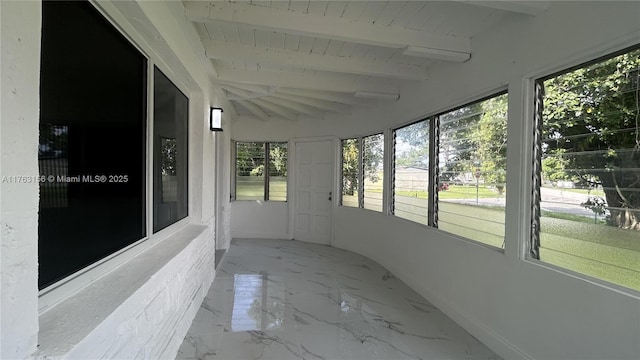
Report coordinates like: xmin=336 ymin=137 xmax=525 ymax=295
xmin=230 ymin=231 xmax=291 ymax=240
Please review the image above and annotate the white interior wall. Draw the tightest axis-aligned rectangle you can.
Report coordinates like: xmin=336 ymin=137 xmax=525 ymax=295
xmin=0 ymin=1 xmax=232 ymax=358
xmin=216 ymin=126 xmax=233 ymax=249
xmin=231 ymin=201 xmax=290 ymax=239
xmin=0 ymin=2 xmax=42 ymax=358
xmin=230 ymin=2 xmax=640 ymax=359
xmin=329 ymin=3 xmax=640 ymax=359
xmin=229 ymin=117 xmax=345 ymax=240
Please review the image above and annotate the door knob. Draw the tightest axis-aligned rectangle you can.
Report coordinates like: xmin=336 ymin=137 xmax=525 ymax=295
xmin=328 ymin=191 xmax=332 ymax=201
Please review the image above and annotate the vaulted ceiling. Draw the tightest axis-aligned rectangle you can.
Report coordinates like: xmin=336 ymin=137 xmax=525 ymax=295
xmin=184 ymin=0 xmax=548 ymax=121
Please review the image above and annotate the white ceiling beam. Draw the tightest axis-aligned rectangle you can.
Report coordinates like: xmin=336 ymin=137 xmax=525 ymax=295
xmin=216 ymin=69 xmax=399 ymax=95
xmin=234 ymin=100 xmax=270 ymax=121
xmin=185 ymin=1 xmax=471 ymax=62
xmin=203 ymin=39 xmax=427 ymax=80
xmin=269 ymin=93 xmax=352 ymax=115
xmin=221 ymin=85 xmax=264 ymax=100
xmin=260 ymin=97 xmax=326 ymax=118
xmin=276 ymin=88 xmax=367 ymax=106
xmin=217 ymin=80 xmax=273 ymax=95
xmin=454 ymin=1 xmax=549 ymax=16
xmin=249 ymin=99 xmax=298 ymax=121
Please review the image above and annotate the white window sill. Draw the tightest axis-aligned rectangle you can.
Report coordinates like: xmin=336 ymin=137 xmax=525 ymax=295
xmin=35 ymin=224 xmax=207 ymax=358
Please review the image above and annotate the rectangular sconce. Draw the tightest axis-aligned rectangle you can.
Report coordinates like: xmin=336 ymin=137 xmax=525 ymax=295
xmin=210 ymin=107 xmax=223 ymax=131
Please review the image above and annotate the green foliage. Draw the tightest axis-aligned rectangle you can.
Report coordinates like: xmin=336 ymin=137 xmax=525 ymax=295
xmin=341 ymin=135 xmax=384 ymax=199
xmin=236 ymin=142 xmax=287 ymax=177
xmin=438 ymin=93 xmax=508 ymax=194
xmin=472 ymin=94 xmax=508 ymax=192
xmin=363 ymin=134 xmax=384 ymax=183
xmin=395 ymin=121 xmax=429 ymax=168
xmin=269 ymin=143 xmax=287 ymax=176
xmin=236 ymin=142 xmax=265 ymax=176
xmin=342 ymin=139 xmax=359 ymax=196
xmin=542 ymin=48 xmax=640 ymax=229
xmin=250 ymin=165 xmax=264 ymax=177
xmin=440 ymin=103 xmax=483 ymax=180
xmin=542 ymin=149 xmax=578 ymax=182
xmin=160 ymin=138 xmax=177 ymax=176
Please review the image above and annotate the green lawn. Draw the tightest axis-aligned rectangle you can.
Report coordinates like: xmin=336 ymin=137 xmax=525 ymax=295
xmin=544 ymin=186 xmax=605 ymax=197
xmin=394 ymin=185 xmax=503 ymax=200
xmin=244 ymin=177 xmax=639 ymax=291
xmin=393 ymin=196 xmax=639 ymax=291
xmin=540 ymin=217 xmax=640 ymax=290
xmin=236 ymin=176 xmax=287 ymax=201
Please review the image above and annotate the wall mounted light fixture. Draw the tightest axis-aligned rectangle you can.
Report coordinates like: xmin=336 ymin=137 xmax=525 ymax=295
xmin=210 ymin=107 xmax=223 ymax=131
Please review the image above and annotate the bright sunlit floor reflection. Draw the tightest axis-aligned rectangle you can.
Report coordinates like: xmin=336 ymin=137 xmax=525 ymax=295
xmin=176 ymin=239 xmax=501 ymax=360
xmin=229 ymin=274 xmax=286 ymax=332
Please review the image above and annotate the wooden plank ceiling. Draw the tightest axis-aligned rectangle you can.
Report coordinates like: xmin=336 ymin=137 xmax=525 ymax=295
xmin=184 ymin=0 xmax=548 ymax=121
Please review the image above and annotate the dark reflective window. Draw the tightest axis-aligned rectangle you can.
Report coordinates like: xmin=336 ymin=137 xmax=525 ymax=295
xmin=39 ymin=0 xmax=147 ymax=289
xmin=153 ymin=67 xmax=189 ymax=232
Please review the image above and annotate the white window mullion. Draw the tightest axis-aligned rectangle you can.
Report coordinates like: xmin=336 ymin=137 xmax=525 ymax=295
xmin=146 ymin=61 xmax=155 ymax=239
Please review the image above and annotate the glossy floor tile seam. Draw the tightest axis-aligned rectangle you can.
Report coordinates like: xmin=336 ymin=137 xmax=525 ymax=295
xmin=177 ymin=239 xmax=501 ymax=360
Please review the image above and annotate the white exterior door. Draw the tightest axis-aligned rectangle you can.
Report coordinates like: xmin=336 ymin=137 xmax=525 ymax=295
xmin=292 ymin=139 xmax=334 ymax=244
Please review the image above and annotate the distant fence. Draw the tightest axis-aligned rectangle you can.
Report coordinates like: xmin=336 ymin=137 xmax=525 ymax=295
xmin=39 ymin=158 xmax=68 ymax=208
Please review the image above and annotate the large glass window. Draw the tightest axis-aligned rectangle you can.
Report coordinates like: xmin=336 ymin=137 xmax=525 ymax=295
xmin=236 ymin=142 xmax=266 ymax=201
xmin=363 ymin=134 xmax=384 ymax=211
xmin=393 ymin=121 xmax=430 ymax=223
xmin=438 ymin=93 xmax=508 ymax=248
xmin=268 ymin=142 xmax=288 ymax=201
xmin=39 ymin=0 xmax=147 ymax=289
xmin=153 ymin=67 xmax=189 ymax=232
xmin=532 ymin=47 xmax=640 ymax=291
xmin=340 ymin=138 xmax=360 ymax=207
xmin=391 ymin=93 xmax=508 ymax=249
xmin=340 ymin=134 xmax=384 ymax=211
xmin=235 ymin=141 xmax=287 ymax=201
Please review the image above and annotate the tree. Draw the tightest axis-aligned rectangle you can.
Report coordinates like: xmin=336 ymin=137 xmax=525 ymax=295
xmin=541 ymin=149 xmax=578 ymax=183
xmin=542 ymin=49 xmax=640 ymax=229
xmin=236 ymin=142 xmax=265 ymax=176
xmin=440 ymin=103 xmax=483 ymax=182
xmin=395 ymin=120 xmax=429 ymax=168
xmin=363 ymin=134 xmax=384 ymax=183
xmin=472 ymin=94 xmax=508 ymax=193
xmin=341 ymin=135 xmax=384 ymax=197
xmin=269 ymin=143 xmax=287 ymax=177
xmin=342 ymin=139 xmax=359 ymax=196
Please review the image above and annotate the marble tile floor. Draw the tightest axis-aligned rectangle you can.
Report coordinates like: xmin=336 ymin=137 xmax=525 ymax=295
xmin=176 ymin=239 xmax=501 ymax=360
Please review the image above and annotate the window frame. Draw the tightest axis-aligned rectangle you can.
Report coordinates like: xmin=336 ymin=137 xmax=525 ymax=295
xmin=152 ymin=66 xmax=189 ymax=233
xmin=340 ymin=137 xmax=361 ymax=208
xmin=38 ymin=0 xmax=195 ymax=311
xmin=390 ymin=90 xmax=509 ymax=250
xmin=391 ymin=118 xmax=432 ymax=222
xmin=339 ymin=132 xmax=385 ymax=212
xmin=528 ymin=44 xmax=640 ymax=293
xmin=362 ymin=133 xmax=385 ymax=211
xmin=232 ymin=140 xmax=289 ymax=202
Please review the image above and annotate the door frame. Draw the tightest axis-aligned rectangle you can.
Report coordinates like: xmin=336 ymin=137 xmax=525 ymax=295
xmin=288 ymin=136 xmax=339 ymax=245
